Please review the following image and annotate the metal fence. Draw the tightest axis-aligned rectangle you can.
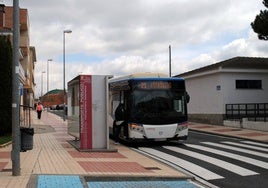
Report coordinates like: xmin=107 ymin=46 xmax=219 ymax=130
xmin=225 ymin=103 xmax=268 ymax=122
xmin=20 ymin=105 xmax=32 ymax=128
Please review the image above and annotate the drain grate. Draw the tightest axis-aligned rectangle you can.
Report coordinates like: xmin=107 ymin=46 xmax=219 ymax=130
xmin=231 ymin=129 xmax=242 ymax=131
xmin=144 ymin=167 xmax=161 ymax=170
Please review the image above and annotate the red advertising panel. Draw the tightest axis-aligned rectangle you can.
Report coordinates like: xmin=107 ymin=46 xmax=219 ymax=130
xmin=79 ymin=75 xmax=92 ymax=149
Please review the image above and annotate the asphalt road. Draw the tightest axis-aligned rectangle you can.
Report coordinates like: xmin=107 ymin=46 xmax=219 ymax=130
xmin=135 ymin=131 xmax=268 ymax=188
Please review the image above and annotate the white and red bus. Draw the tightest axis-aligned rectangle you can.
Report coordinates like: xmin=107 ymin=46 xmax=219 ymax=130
xmin=108 ymin=73 xmax=189 ymax=142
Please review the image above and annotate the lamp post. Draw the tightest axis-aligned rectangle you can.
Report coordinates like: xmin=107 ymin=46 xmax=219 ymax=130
xmin=47 ymin=59 xmax=52 ymax=108
xmin=63 ymin=29 xmax=72 ymax=121
xmin=11 ymin=0 xmax=20 ymax=176
xmin=47 ymin=59 xmax=53 ymax=93
xmin=41 ymin=71 xmax=46 ymax=97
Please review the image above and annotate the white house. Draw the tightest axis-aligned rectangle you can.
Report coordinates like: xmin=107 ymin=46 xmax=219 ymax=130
xmin=175 ymin=57 xmax=268 ymax=127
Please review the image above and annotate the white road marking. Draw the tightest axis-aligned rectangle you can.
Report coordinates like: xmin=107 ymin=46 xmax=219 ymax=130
xmin=241 ymin=141 xmax=268 ymax=148
xmin=185 ymin=144 xmax=268 ymax=169
xmin=222 ymin=141 xmax=268 ymax=152
xmin=139 ymin=147 xmax=224 ymax=180
xmin=202 ymin=142 xmax=268 ymax=158
xmin=164 ymin=146 xmax=258 ymax=176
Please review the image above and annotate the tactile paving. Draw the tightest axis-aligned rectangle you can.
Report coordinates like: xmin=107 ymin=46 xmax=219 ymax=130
xmin=37 ymin=175 xmax=83 ymax=188
xmin=87 ymin=180 xmax=199 ymax=188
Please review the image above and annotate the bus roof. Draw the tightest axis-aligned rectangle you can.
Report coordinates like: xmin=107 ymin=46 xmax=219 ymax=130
xmin=131 ymin=77 xmax=184 ymax=81
xmin=109 ymin=72 xmax=184 ymax=83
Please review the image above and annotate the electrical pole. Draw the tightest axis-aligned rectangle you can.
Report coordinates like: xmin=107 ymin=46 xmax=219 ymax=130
xmin=11 ymin=0 xmax=20 ymax=176
xmin=169 ymin=45 xmax=171 ymax=77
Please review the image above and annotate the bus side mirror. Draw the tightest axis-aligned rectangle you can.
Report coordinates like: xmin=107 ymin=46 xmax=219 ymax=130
xmin=186 ymin=92 xmax=190 ymax=103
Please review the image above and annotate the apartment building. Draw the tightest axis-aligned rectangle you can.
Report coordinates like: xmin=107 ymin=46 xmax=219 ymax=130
xmin=0 ymin=4 xmax=36 ymax=107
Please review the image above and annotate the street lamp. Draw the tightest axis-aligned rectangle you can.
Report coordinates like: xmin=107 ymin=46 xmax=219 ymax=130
xmin=63 ymin=29 xmax=72 ymax=121
xmin=41 ymin=71 xmax=46 ymax=97
xmin=47 ymin=59 xmax=53 ymax=108
xmin=47 ymin=59 xmax=53 ymax=93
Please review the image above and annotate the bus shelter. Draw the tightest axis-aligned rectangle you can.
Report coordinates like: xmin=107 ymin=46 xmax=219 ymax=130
xmin=67 ymin=74 xmax=115 ymax=151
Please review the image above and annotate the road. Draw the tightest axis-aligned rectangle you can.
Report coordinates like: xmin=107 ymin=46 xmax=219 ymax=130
xmin=134 ymin=131 xmax=268 ymax=188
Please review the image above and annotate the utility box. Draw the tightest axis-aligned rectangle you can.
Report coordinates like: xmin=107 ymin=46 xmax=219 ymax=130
xmin=67 ymin=75 xmax=114 ymax=151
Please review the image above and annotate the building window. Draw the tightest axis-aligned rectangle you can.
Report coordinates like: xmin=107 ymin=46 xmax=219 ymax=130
xmin=236 ymin=80 xmax=262 ymax=89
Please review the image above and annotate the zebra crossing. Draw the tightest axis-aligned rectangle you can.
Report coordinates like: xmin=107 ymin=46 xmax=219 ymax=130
xmin=184 ymin=144 xmax=268 ymax=169
xmin=137 ymin=140 xmax=268 ymax=184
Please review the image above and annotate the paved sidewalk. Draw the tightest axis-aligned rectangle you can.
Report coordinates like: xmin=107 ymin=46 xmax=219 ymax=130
xmin=0 ymin=111 xmax=189 ymax=188
xmin=188 ymin=122 xmax=268 ymax=143
xmin=1 ymin=111 xmax=267 ymax=188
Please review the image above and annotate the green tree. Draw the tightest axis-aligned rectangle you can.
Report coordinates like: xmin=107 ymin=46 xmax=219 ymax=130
xmin=251 ymin=0 xmax=268 ymax=40
xmin=0 ymin=36 xmax=12 ymax=135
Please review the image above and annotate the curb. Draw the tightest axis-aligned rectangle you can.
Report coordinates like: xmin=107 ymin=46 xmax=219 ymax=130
xmin=0 ymin=141 xmax=12 ymax=148
xmin=189 ymin=128 xmax=268 ymax=144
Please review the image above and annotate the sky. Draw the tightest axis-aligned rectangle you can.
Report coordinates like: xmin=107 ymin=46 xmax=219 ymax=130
xmin=3 ymin=0 xmax=268 ymax=97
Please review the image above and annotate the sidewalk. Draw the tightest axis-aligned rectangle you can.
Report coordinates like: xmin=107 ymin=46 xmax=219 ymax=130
xmin=0 ymin=111 xmax=189 ymax=188
xmin=1 ymin=111 xmax=267 ymax=188
xmin=188 ymin=122 xmax=268 ymax=143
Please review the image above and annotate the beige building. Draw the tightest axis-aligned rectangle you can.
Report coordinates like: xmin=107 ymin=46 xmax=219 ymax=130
xmin=0 ymin=4 xmax=36 ymax=107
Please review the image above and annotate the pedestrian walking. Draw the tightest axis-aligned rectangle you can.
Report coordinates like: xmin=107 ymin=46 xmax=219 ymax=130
xmin=36 ymin=102 xmax=43 ymax=119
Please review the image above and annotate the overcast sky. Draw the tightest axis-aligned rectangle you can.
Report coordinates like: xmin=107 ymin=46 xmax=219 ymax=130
xmin=4 ymin=0 xmax=268 ymax=97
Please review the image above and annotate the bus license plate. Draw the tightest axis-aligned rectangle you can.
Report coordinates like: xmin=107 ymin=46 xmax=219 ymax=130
xmin=154 ymin=138 xmax=166 ymax=141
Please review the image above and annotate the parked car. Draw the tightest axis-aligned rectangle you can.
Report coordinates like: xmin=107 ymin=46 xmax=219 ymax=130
xmin=50 ymin=105 xmax=57 ymax=110
xmin=56 ymin=104 xmax=67 ymax=115
xmin=56 ymin=104 xmax=64 ymax=110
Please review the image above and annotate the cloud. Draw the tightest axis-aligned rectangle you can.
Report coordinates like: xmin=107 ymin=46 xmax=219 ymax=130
xmin=4 ymin=0 xmax=266 ymax=97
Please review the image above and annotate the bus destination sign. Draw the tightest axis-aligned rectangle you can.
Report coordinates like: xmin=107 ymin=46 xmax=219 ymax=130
xmin=138 ymin=81 xmax=172 ymax=89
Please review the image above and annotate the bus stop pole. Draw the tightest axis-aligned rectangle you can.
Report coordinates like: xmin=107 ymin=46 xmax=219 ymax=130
xmin=11 ymin=0 xmax=21 ymax=176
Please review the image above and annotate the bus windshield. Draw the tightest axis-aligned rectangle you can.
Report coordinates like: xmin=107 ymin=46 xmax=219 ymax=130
xmin=130 ymin=89 xmax=187 ymax=124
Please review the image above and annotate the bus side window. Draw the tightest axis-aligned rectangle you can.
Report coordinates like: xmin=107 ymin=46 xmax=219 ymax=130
xmin=115 ymin=103 xmax=125 ymax=121
xmin=174 ymin=99 xmax=182 ymax=113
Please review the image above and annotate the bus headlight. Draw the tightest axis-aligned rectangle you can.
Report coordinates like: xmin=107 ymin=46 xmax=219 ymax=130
xmin=129 ymin=123 xmax=144 ymax=133
xmin=176 ymin=122 xmax=188 ymax=133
